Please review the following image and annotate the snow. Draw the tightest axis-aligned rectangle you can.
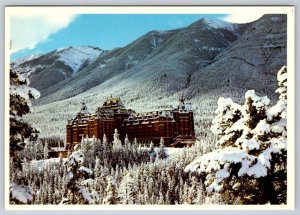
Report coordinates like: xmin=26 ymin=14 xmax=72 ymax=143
xmin=275 ymin=66 xmax=287 ymax=100
xmin=201 ymin=46 xmax=223 ymax=52
xmin=211 ymin=96 xmax=243 ymax=135
xmin=150 ymin=33 xmax=164 ymax=48
xmin=30 ymin=158 xmax=65 ymax=171
xmin=67 ymin=172 xmax=74 ymax=180
xmin=165 ymin=147 xmax=184 ymax=157
xmin=11 ymin=54 xmax=41 ymax=68
xmin=271 ymin=118 xmax=287 ymax=134
xmin=9 ymin=183 xmax=34 ymax=204
xmin=186 ymin=66 xmax=287 ymax=194
xmin=232 ymin=182 xmax=240 ymax=190
xmin=246 ymin=162 xmax=268 ymax=178
xmin=67 ymin=151 xmax=83 ymax=166
xmin=202 ymin=18 xmax=236 ymax=31
xmin=78 ymin=186 xmax=94 ymax=204
xmin=185 ymin=147 xmax=248 ymax=173
xmin=157 ymin=30 xmax=168 ymax=34
xmin=10 ymin=84 xmax=40 ymax=107
xmin=57 ymin=46 xmax=103 ymax=75
xmin=81 ymin=178 xmax=94 ymax=186
xmin=50 ymin=147 xmax=66 ymax=152
xmin=245 ymin=90 xmax=270 ymax=110
xmin=277 ymin=66 xmax=287 ymax=83
xmin=99 ymin=64 xmax=106 ymax=68
xmin=267 ymin=100 xmax=286 ymax=120
xmin=59 ymin=197 xmax=69 ymax=205
xmin=254 ymin=119 xmax=270 ymax=135
xmin=230 ymin=118 xmax=244 ymax=131
xmin=185 ymin=138 xmax=286 ymax=190
xmin=241 ymin=138 xmax=260 ymax=151
xmin=211 ymin=97 xmax=241 ymax=134
xmin=215 ymin=168 xmax=230 ymax=182
xmin=79 ymin=166 xmax=93 ymax=175
xmin=206 ymin=181 xmax=223 ymax=192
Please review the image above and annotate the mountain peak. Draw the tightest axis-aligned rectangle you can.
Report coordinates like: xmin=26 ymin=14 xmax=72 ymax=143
xmin=190 ymin=17 xmax=237 ymax=32
xmin=11 ymin=54 xmax=42 ymax=69
xmin=52 ymin=46 xmax=104 ymax=74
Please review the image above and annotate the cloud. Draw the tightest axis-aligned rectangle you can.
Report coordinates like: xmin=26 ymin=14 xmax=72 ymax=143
xmin=223 ymin=13 xmax=264 ymax=24
xmin=10 ymin=13 xmax=77 ymax=53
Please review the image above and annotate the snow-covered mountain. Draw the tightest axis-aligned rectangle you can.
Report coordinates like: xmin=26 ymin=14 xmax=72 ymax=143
xmin=11 ymin=54 xmax=42 ymax=69
xmin=12 ymin=46 xmax=104 ymax=93
xmin=54 ymin=46 xmax=104 ymax=74
xmin=12 ymin=15 xmax=287 ymax=137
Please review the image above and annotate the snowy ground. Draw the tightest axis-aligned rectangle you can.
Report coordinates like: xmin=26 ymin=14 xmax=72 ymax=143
xmin=30 ymin=158 xmax=66 ymax=171
xmin=165 ymin=147 xmax=184 ymax=157
xmin=29 ymin=147 xmax=183 ymax=170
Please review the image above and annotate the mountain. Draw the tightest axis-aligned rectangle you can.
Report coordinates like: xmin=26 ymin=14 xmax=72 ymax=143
xmin=12 ymin=46 xmax=104 ymax=94
xmin=13 ymin=15 xmax=287 ymax=138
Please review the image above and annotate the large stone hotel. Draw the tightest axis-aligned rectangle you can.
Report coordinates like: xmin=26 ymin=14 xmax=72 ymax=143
xmin=66 ymin=96 xmax=196 ymax=149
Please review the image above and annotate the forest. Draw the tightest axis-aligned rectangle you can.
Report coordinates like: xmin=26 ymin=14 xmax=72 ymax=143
xmin=9 ymin=66 xmax=287 ymax=205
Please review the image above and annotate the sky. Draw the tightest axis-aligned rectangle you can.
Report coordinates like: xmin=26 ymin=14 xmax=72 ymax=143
xmin=10 ymin=12 xmax=263 ymax=61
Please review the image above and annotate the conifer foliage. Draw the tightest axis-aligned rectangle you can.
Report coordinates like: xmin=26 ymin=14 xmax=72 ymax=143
xmin=62 ymin=148 xmax=98 ymax=204
xmin=9 ymin=69 xmax=40 ymax=204
xmin=185 ymin=66 xmax=287 ymax=204
xmin=10 ymin=69 xmax=40 ymax=156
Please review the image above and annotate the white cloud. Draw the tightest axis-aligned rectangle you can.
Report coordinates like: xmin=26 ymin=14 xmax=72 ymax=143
xmin=10 ymin=13 xmax=77 ymax=53
xmin=223 ymin=13 xmax=264 ymax=24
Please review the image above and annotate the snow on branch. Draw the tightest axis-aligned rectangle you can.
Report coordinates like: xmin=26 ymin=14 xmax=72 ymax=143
xmin=10 ymin=183 xmax=34 ymax=204
xmin=185 ymin=66 xmax=288 ymax=201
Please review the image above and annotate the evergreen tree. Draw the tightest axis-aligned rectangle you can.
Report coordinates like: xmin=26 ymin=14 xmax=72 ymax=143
xmin=185 ymin=66 xmax=288 ymax=204
xmin=62 ymin=148 xmax=97 ymax=204
xmin=158 ymin=185 xmax=164 ymax=204
xmin=35 ymin=140 xmax=44 ymax=160
xmin=9 ymin=69 xmax=40 ymax=157
xmin=103 ymin=177 xmax=119 ymax=204
xmin=157 ymin=137 xmax=167 ymax=159
xmin=113 ymin=129 xmax=122 ymax=149
xmin=43 ymin=140 xmax=49 ymax=160
xmin=148 ymin=141 xmax=156 ymax=162
xmin=103 ymin=133 xmax=108 ymax=145
xmin=124 ymin=134 xmax=130 ymax=146
xmin=119 ymin=171 xmax=138 ymax=204
xmin=9 ymin=69 xmax=40 ymax=204
xmin=93 ymin=138 xmax=102 ymax=158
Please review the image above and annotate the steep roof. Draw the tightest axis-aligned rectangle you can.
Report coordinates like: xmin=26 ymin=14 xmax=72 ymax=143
xmin=102 ymin=96 xmax=125 ymax=109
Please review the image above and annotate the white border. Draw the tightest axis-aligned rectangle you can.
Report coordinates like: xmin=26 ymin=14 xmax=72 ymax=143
xmin=4 ymin=6 xmax=295 ymax=211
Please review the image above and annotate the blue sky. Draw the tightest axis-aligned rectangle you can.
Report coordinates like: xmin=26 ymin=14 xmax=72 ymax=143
xmin=11 ymin=14 xmax=228 ymax=61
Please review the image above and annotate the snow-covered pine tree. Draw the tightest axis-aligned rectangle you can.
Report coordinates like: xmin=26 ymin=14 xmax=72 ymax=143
xmin=102 ymin=133 xmax=109 ymax=160
xmin=61 ymin=148 xmax=98 ymax=204
xmin=103 ymin=176 xmax=119 ymax=204
xmin=157 ymin=137 xmax=167 ymax=159
xmin=124 ymin=134 xmax=130 ymax=147
xmin=93 ymin=137 xmax=102 ymax=158
xmin=81 ymin=137 xmax=95 ymax=168
xmin=158 ymin=185 xmax=165 ymax=204
xmin=118 ymin=171 xmax=138 ymax=204
xmin=185 ymin=66 xmax=287 ymax=204
xmin=148 ymin=141 xmax=156 ymax=162
xmin=43 ymin=140 xmax=49 ymax=160
xmin=113 ymin=129 xmax=122 ymax=150
xmin=10 ymin=69 xmax=40 ymax=159
xmin=35 ymin=140 xmax=44 ymax=160
xmin=9 ymin=69 xmax=40 ymax=204
xmin=103 ymin=133 xmax=108 ymax=145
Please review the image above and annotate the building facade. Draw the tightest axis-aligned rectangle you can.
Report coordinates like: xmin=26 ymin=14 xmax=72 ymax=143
xmin=66 ymin=96 xmax=195 ymax=150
